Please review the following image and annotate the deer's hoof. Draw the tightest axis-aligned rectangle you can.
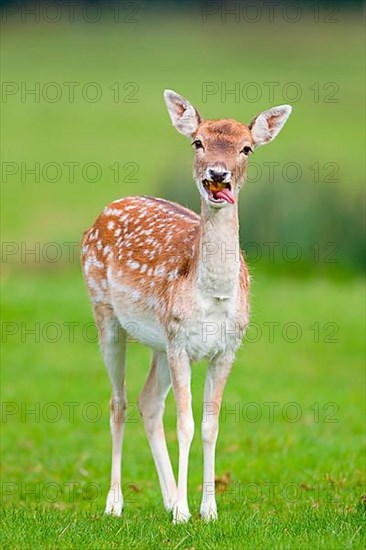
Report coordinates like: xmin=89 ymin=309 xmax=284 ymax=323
xmin=200 ymin=504 xmax=218 ymax=521
xmin=173 ymin=502 xmax=191 ymax=524
xmin=105 ymin=488 xmax=123 ymax=516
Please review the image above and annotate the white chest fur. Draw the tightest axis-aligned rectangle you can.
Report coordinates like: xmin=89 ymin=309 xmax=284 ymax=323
xmin=184 ymin=291 xmax=240 ymax=361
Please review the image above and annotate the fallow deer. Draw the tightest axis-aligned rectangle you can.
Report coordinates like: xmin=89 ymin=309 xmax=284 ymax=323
xmin=81 ymin=90 xmax=292 ymax=523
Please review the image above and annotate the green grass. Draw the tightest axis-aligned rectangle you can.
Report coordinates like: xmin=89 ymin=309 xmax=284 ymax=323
xmin=1 ymin=271 xmax=365 ymax=548
xmin=1 ymin=505 xmax=364 ymax=550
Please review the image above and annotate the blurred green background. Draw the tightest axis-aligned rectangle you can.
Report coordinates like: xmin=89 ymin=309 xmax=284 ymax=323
xmin=1 ymin=2 xmax=365 ymax=548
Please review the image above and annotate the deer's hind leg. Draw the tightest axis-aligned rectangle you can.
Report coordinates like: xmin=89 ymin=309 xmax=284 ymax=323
xmin=138 ymin=351 xmax=177 ymax=511
xmin=94 ymin=303 xmax=127 ymax=516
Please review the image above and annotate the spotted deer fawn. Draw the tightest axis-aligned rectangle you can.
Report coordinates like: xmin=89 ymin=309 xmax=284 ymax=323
xmin=81 ymin=90 xmax=291 ymax=523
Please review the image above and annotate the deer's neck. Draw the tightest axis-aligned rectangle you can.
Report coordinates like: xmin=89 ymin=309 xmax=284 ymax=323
xmin=195 ymin=201 xmax=240 ymax=300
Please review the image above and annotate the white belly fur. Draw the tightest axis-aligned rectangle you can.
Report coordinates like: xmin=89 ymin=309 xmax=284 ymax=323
xmin=111 ymin=288 xmax=242 ymax=362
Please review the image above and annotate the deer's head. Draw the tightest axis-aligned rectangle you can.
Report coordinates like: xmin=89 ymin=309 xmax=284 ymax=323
xmin=164 ymin=89 xmax=292 ymax=209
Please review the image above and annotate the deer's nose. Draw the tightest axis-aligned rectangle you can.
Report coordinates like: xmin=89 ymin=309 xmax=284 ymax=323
xmin=208 ymin=169 xmax=230 ymax=183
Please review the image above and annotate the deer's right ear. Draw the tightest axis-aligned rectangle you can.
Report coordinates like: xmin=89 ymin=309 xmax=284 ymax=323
xmin=164 ymin=90 xmax=202 ymax=137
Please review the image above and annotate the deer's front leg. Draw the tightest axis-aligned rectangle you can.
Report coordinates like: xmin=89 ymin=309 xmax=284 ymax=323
xmin=200 ymin=354 xmax=233 ymax=521
xmin=168 ymin=347 xmax=193 ymax=524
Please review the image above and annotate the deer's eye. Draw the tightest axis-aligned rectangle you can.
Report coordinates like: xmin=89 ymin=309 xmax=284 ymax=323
xmin=241 ymin=146 xmax=253 ymax=156
xmin=192 ymin=139 xmax=204 ymax=150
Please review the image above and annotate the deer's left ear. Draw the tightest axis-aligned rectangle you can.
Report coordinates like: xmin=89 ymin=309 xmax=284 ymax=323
xmin=249 ymin=105 xmax=292 ymax=148
xmin=164 ymin=90 xmax=202 ymax=137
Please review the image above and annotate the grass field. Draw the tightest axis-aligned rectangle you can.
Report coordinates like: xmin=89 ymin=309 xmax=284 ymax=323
xmin=1 ymin=3 xmax=365 ymax=549
xmin=1 ymin=272 xmax=365 ymax=548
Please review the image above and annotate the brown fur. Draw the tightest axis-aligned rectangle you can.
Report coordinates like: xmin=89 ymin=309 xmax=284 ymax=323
xmin=81 ymin=195 xmax=250 ymax=330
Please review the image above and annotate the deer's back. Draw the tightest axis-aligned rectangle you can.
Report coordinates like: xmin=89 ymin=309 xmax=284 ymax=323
xmin=81 ymin=196 xmax=200 ymax=307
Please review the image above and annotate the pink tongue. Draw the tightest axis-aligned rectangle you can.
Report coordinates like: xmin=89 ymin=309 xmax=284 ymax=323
xmin=214 ymin=189 xmax=235 ymax=204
